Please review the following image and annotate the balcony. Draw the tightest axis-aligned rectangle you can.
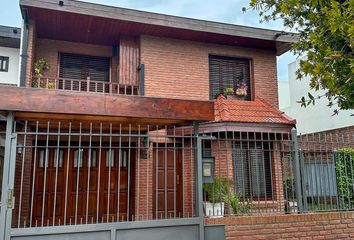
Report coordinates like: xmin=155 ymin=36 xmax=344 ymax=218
xmin=30 ymin=76 xmax=141 ymax=96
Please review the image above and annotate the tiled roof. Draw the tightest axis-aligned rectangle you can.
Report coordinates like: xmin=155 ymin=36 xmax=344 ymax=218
xmin=214 ymin=95 xmax=296 ymax=125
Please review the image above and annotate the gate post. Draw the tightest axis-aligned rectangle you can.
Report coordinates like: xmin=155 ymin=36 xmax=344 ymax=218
xmin=0 ymin=112 xmax=16 ymax=240
xmin=194 ymin=122 xmax=204 ymax=240
xmin=291 ymin=128 xmax=304 ymax=213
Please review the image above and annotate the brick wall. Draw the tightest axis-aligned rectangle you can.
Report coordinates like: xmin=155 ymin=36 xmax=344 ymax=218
xmin=140 ymin=35 xmax=279 ymax=107
xmin=205 ymin=211 xmax=354 ymax=239
xmin=25 ymin=20 xmax=37 ymax=87
xmin=28 ymin=25 xmax=279 ymax=106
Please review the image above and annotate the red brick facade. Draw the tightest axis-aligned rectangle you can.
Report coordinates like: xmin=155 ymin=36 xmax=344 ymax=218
xmin=140 ymin=35 xmax=279 ymax=107
xmin=205 ymin=211 xmax=354 ymax=240
xmin=27 ymin=27 xmax=279 ymax=107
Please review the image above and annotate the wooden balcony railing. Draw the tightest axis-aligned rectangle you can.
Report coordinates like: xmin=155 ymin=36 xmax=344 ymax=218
xmin=30 ymin=77 xmax=140 ymax=96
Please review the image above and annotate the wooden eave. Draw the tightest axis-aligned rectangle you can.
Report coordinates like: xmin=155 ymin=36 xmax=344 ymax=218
xmin=20 ymin=0 xmax=297 ymax=55
xmin=0 ymin=86 xmax=214 ymax=125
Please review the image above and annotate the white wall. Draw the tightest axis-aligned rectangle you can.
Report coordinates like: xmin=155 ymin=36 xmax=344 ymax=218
xmin=279 ymin=60 xmax=354 ymax=134
xmin=0 ymin=46 xmax=19 ymax=85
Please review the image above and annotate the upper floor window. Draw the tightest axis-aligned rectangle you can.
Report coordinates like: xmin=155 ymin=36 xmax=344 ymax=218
xmin=0 ymin=56 xmax=9 ymax=72
xmin=59 ymin=53 xmax=110 ymax=81
xmin=209 ymin=55 xmax=251 ymax=100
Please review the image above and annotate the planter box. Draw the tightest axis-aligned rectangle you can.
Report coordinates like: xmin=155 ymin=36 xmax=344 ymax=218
xmin=204 ymin=202 xmax=225 ymax=217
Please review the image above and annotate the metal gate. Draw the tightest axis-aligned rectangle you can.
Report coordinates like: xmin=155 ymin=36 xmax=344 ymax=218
xmin=0 ymin=113 xmax=17 ymax=240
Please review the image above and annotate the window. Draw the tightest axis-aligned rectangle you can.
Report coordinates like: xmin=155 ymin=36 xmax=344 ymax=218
xmin=0 ymin=56 xmax=9 ymax=72
xmin=209 ymin=55 xmax=251 ymax=100
xmin=202 ymin=140 xmax=212 ymax=158
xmin=74 ymin=149 xmax=83 ymax=168
xmin=90 ymin=150 xmax=97 ymax=168
xmin=54 ymin=149 xmax=64 ymax=168
xmin=39 ymin=149 xmax=47 ymax=168
xmin=106 ymin=149 xmax=115 ymax=167
xmin=119 ymin=149 xmax=128 ymax=168
xmin=232 ymin=142 xmax=272 ymax=198
xmin=59 ymin=53 xmax=110 ymax=81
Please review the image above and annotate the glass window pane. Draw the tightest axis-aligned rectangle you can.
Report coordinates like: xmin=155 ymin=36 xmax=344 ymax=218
xmin=74 ymin=149 xmax=83 ymax=168
xmin=39 ymin=149 xmax=47 ymax=168
xmin=106 ymin=149 xmax=114 ymax=167
xmin=90 ymin=150 xmax=96 ymax=167
xmin=54 ymin=149 xmax=64 ymax=168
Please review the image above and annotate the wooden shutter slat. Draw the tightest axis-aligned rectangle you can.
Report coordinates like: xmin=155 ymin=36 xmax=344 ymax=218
xmin=209 ymin=55 xmax=251 ymax=100
xmin=59 ymin=53 xmax=110 ymax=82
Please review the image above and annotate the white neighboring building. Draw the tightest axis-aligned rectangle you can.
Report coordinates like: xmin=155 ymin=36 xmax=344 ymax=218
xmin=0 ymin=25 xmax=21 ymax=85
xmin=279 ymin=60 xmax=354 ymax=134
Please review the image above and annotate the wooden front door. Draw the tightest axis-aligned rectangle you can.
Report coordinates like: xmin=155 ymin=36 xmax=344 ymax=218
xmin=33 ymin=143 xmax=134 ymax=225
xmin=33 ymin=147 xmax=66 ymax=225
xmin=153 ymin=147 xmax=183 ymax=219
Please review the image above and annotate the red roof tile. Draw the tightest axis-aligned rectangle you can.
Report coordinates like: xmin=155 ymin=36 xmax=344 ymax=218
xmin=214 ymin=95 xmax=296 ymax=125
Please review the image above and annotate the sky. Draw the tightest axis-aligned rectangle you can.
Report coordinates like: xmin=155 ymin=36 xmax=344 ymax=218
xmin=0 ymin=0 xmax=296 ymax=81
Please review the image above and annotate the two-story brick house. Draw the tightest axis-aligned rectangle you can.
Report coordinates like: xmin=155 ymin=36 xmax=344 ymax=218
xmin=0 ymin=0 xmax=296 ymax=239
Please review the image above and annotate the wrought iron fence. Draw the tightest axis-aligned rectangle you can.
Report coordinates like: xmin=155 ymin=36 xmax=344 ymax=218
xmin=298 ymin=132 xmax=354 ymax=213
xmin=11 ymin=120 xmax=198 ymax=228
xmin=201 ymin=129 xmax=354 ymax=217
xmin=201 ymin=130 xmax=296 ymax=216
xmin=3 ymin=116 xmax=354 ymax=228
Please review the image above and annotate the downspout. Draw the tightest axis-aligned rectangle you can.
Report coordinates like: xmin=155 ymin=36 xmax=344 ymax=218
xmin=18 ymin=8 xmax=29 ymax=87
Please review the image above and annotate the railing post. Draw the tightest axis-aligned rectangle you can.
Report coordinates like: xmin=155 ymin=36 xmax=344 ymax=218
xmin=139 ymin=64 xmax=145 ymax=96
xmin=194 ymin=122 xmax=204 ymax=240
xmin=291 ymin=128 xmax=304 ymax=213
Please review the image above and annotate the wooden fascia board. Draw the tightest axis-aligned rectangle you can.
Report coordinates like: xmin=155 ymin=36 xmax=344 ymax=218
xmin=0 ymin=86 xmax=214 ymax=122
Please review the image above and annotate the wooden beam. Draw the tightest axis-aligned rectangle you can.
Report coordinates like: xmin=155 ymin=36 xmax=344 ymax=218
xmin=0 ymin=86 xmax=214 ymax=122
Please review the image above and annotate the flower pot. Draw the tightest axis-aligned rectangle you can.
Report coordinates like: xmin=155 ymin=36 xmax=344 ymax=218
xmin=204 ymin=202 xmax=225 ymax=217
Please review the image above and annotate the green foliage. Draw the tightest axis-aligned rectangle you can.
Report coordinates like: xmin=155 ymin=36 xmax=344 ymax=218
xmin=223 ymin=191 xmax=251 ymax=215
xmin=203 ymin=177 xmax=251 ymax=215
xmin=335 ymin=148 xmax=354 ymax=208
xmin=283 ymin=176 xmax=295 ymax=201
xmin=33 ymin=58 xmax=49 ymax=78
xmin=248 ymin=0 xmax=354 ymax=112
xmin=203 ymin=177 xmax=231 ymax=203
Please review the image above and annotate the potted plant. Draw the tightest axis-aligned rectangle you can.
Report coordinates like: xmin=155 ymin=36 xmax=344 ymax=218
xmin=203 ymin=177 xmax=231 ymax=217
xmin=32 ymin=58 xmax=50 ymax=88
xmin=223 ymin=87 xmax=234 ymax=96
xmin=224 ymin=191 xmax=251 ymax=215
xmin=235 ymin=82 xmax=248 ymax=100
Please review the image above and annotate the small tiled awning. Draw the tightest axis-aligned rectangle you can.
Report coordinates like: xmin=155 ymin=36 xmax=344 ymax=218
xmin=214 ymin=95 xmax=296 ymax=125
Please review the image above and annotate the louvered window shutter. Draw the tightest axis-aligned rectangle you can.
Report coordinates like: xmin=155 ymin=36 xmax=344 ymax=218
xmin=59 ymin=53 xmax=110 ymax=82
xmin=233 ymin=142 xmax=272 ymax=198
xmin=209 ymin=55 xmax=251 ymax=100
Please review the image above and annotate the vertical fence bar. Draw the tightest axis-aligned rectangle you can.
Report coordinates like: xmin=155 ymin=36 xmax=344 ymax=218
xmin=63 ymin=122 xmax=72 ymax=225
xmin=127 ymin=124 xmax=131 ymax=220
xmin=41 ymin=122 xmax=50 ymax=226
xmin=29 ymin=121 xmax=39 ymax=227
xmin=291 ymin=128 xmax=304 ymax=213
xmin=52 ymin=122 xmax=61 ymax=225
xmin=106 ymin=123 xmax=113 ymax=222
xmin=146 ymin=125 xmax=150 ymax=220
xmin=117 ymin=124 xmax=122 ymax=221
xmin=85 ymin=123 xmax=93 ymax=224
xmin=74 ymin=122 xmax=82 ymax=224
xmin=96 ymin=123 xmax=103 ymax=223
xmin=195 ymin=123 xmax=204 ymax=240
xmin=137 ymin=125 xmax=141 ymax=220
xmin=17 ymin=120 xmax=27 ymax=227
